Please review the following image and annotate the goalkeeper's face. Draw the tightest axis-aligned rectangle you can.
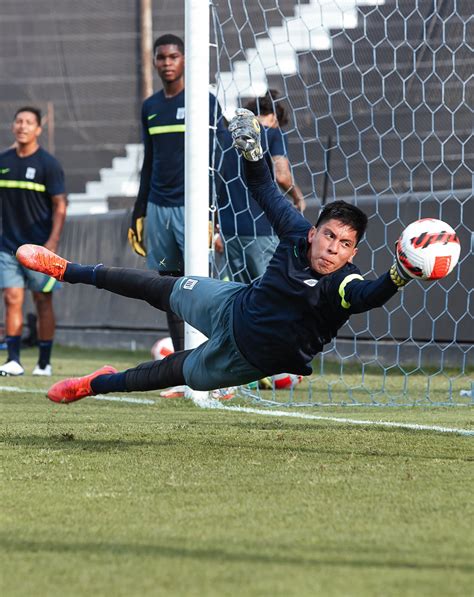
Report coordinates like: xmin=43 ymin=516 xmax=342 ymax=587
xmin=307 ymin=219 xmax=358 ymax=275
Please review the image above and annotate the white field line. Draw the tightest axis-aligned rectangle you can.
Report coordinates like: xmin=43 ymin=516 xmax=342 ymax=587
xmin=1 ymin=385 xmax=472 ymax=436
xmin=92 ymin=395 xmax=155 ymax=405
xmin=191 ymin=395 xmax=474 ymax=437
xmin=0 ymin=385 xmax=155 ymax=405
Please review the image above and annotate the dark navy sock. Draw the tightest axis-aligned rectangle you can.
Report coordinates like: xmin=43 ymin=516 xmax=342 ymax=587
xmin=63 ymin=263 xmax=104 ymax=285
xmin=124 ymin=351 xmax=189 ymax=392
xmin=38 ymin=340 xmax=53 ymax=368
xmin=6 ymin=335 xmax=21 ymax=363
xmin=91 ymin=372 xmax=128 ymax=394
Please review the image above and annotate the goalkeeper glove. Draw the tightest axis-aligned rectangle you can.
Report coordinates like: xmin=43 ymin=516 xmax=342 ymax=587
xmin=389 ymin=240 xmax=411 ymax=288
xmin=228 ymin=108 xmax=263 ymax=162
xmin=128 ymin=201 xmax=147 ymax=257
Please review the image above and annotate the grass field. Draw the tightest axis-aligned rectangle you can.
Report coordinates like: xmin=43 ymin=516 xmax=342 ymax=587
xmin=1 ymin=347 xmax=473 ymax=597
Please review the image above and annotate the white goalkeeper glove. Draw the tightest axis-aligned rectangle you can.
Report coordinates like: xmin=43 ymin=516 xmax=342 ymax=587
xmin=228 ymin=108 xmax=263 ymax=162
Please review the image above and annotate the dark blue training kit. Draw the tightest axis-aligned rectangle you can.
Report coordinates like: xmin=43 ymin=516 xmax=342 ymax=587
xmin=231 ymin=158 xmax=399 ymax=376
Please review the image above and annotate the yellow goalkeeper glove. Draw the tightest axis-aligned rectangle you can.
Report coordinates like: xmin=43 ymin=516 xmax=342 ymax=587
xmin=128 ymin=215 xmax=146 ymax=257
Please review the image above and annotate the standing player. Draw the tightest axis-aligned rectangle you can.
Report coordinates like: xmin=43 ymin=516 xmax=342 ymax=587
xmin=128 ymin=34 xmax=223 ymax=385
xmin=0 ymin=106 xmax=67 ymax=376
xmin=216 ymin=90 xmax=305 ymax=283
xmin=16 ymin=109 xmax=414 ymax=401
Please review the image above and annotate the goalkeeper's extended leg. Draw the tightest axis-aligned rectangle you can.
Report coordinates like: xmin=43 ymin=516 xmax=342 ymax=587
xmin=16 ymin=244 xmax=178 ymax=312
xmin=47 ymin=349 xmax=192 ymax=403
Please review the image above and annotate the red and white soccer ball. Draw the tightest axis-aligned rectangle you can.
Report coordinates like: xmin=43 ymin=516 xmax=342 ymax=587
xmin=396 ymin=218 xmax=461 ymax=281
xmin=151 ymin=336 xmax=174 ymax=361
xmin=271 ymin=373 xmax=303 ymax=390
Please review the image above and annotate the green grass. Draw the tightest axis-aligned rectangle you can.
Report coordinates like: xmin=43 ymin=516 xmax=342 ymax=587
xmin=0 ymin=347 xmax=473 ymax=596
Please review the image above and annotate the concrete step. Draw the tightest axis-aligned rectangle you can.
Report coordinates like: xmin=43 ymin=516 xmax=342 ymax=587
xmin=85 ymin=178 xmax=139 ymax=198
xmin=67 ymin=194 xmax=108 ymax=215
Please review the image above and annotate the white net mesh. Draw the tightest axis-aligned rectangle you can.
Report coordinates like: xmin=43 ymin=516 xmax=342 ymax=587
xmin=210 ymin=0 xmax=473 ymax=405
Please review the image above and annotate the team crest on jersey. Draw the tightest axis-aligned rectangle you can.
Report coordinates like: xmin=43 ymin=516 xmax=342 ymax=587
xmin=176 ymin=107 xmax=185 ymax=120
xmin=25 ymin=167 xmax=36 ymax=179
xmin=304 ymin=279 xmax=319 ymax=287
xmin=183 ymin=278 xmax=198 ymax=290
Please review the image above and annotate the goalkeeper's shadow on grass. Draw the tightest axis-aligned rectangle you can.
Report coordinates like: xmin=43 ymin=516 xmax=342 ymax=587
xmin=1 ymin=428 xmax=466 ymax=461
xmin=0 ymin=432 xmax=180 ymax=451
xmin=0 ymin=535 xmax=472 ymax=573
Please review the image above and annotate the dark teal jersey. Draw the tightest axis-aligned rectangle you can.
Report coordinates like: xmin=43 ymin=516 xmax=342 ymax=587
xmin=232 ymin=158 xmax=399 ymax=376
xmin=138 ymin=89 xmax=222 ymax=208
xmin=0 ymin=147 xmax=65 ymax=253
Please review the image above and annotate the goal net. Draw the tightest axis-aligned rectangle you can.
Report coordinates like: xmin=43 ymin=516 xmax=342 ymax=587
xmin=209 ymin=0 xmax=472 ymax=406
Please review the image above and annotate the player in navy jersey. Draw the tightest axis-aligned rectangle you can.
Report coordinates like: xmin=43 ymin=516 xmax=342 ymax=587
xmin=16 ymin=108 xmax=412 ymax=402
xmin=216 ymin=90 xmax=305 ymax=283
xmin=0 ymin=106 xmax=67 ymax=376
xmin=128 ymin=34 xmax=223 ymax=392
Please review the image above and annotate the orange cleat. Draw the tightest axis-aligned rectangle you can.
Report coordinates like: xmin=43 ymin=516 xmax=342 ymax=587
xmin=16 ymin=244 xmax=69 ymax=281
xmin=47 ymin=365 xmax=119 ymax=404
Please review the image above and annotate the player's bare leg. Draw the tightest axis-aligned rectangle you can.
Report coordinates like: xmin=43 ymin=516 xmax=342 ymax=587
xmin=31 ymin=291 xmax=57 ymax=376
xmin=4 ymin=287 xmax=24 ymax=336
xmin=0 ymin=287 xmax=26 ymax=375
xmin=32 ymin=291 xmax=55 ymax=340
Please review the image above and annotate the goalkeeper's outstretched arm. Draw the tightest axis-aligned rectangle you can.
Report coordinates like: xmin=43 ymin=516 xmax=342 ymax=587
xmin=228 ymin=109 xmax=309 ymax=238
xmin=333 ymin=245 xmax=411 ymax=315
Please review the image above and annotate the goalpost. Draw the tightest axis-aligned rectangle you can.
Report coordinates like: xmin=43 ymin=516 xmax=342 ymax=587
xmin=186 ymin=0 xmax=472 ymax=406
xmin=184 ymin=0 xmax=212 ymax=401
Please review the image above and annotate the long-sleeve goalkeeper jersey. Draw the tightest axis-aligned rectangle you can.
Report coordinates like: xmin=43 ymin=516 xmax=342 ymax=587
xmin=231 ymin=158 xmax=400 ymax=376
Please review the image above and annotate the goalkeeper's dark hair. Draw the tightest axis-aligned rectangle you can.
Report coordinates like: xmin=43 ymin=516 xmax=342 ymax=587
xmin=244 ymin=89 xmax=289 ymax=127
xmin=315 ymin=200 xmax=368 ymax=245
xmin=153 ymin=34 xmax=184 ymax=55
xmin=14 ymin=106 xmax=42 ymax=126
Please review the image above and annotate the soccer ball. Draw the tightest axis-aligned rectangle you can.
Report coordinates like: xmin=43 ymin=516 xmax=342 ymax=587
xmin=271 ymin=373 xmax=303 ymax=390
xmin=151 ymin=336 xmax=174 ymax=361
xmin=396 ymin=218 xmax=461 ymax=280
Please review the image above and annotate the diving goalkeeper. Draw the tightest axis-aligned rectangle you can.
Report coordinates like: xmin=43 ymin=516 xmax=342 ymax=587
xmin=16 ymin=109 xmax=411 ymax=403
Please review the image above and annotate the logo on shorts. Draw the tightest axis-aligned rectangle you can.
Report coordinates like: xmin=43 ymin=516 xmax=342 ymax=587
xmin=0 ymin=168 xmax=10 ymax=174
xmin=176 ymin=107 xmax=185 ymax=120
xmin=25 ymin=167 xmax=36 ymax=180
xmin=304 ymin=279 xmax=319 ymax=287
xmin=183 ymin=278 xmax=198 ymax=290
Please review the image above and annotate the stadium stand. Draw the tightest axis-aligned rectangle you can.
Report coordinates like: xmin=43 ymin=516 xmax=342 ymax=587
xmin=0 ymin=0 xmax=470 ymax=211
xmin=0 ymin=0 xmax=142 ymax=202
